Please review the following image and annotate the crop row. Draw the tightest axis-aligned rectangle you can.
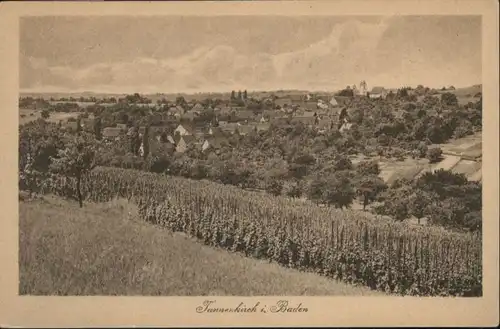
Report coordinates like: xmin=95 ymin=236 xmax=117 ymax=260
xmin=39 ymin=167 xmax=482 ymax=296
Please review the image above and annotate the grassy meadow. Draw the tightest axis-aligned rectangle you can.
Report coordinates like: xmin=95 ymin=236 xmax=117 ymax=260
xmin=19 ymin=108 xmax=83 ymax=125
xmin=19 ymin=195 xmax=384 ymax=296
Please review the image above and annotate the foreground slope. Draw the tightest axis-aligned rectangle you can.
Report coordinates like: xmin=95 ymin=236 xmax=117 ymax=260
xmin=19 ymin=196 xmax=383 ymax=296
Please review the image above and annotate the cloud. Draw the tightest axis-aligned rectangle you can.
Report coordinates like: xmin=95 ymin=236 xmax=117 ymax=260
xmin=20 ymin=17 xmax=480 ymax=93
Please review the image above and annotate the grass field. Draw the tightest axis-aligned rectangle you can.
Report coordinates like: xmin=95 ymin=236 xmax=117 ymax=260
xmin=19 ymin=195 xmax=384 ymax=296
xmin=19 ymin=109 xmax=83 ymax=125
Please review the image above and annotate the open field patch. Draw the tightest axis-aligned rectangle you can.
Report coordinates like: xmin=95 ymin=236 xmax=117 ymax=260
xmin=19 ymin=108 xmax=84 ymax=125
xmin=20 ymin=196 xmax=383 ymax=296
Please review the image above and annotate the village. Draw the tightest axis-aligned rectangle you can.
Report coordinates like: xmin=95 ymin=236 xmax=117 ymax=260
xmin=54 ymin=81 xmax=398 ymax=155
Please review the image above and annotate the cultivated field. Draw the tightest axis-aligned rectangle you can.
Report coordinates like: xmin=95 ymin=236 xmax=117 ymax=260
xmin=19 ymin=108 xmax=83 ymax=125
xmin=19 ymin=195 xmax=383 ymax=296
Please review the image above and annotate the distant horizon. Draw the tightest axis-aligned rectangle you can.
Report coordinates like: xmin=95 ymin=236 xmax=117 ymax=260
xmin=19 ymin=82 xmax=481 ymax=97
xmin=20 ymin=16 xmax=481 ymax=94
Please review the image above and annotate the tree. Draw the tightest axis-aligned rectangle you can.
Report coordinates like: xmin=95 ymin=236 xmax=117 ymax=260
xmin=322 ymin=171 xmax=356 ymax=209
xmin=336 ymin=88 xmax=354 ymax=97
xmin=176 ymin=96 xmax=187 ymax=107
xmin=41 ymin=110 xmax=50 ymax=119
xmin=407 ymin=189 xmax=437 ymax=224
xmin=416 ymin=141 xmax=428 ymax=158
xmin=231 ymin=90 xmax=235 ymax=99
xmin=129 ymin=126 xmax=141 ymax=156
xmin=50 ymin=133 xmax=99 ymax=208
xmin=76 ymin=117 xmax=82 ymax=133
xmin=265 ymin=177 xmax=283 ymax=196
xmin=356 ymin=175 xmax=387 ymax=210
xmin=356 ymin=160 xmax=380 ymax=176
xmin=243 ymin=90 xmax=248 ymax=100
xmin=333 ymin=155 xmax=353 ymax=171
xmin=238 ymin=90 xmax=242 ymax=100
xmin=426 ymin=147 xmax=443 ymax=163
xmin=93 ymin=116 xmax=102 ymax=140
xmin=283 ymin=179 xmax=303 ymax=198
xmin=142 ymin=125 xmax=150 ymax=159
xmin=441 ymin=92 xmax=458 ymax=107
xmin=415 ymin=169 xmax=468 ymax=199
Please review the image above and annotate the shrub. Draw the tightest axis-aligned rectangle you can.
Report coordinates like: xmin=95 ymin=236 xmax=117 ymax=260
xmin=426 ymin=147 xmax=443 ymax=163
xmin=265 ymin=177 xmax=284 ymax=196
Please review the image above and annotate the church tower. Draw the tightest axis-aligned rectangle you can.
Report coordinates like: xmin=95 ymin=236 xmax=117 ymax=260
xmin=359 ymin=80 xmax=368 ymax=96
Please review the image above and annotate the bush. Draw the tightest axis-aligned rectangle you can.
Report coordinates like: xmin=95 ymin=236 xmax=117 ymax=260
xmin=265 ymin=177 xmax=283 ymax=196
xmin=41 ymin=110 xmax=50 ymax=119
xmin=426 ymin=147 xmax=443 ymax=163
xmin=282 ymin=179 xmax=303 ymax=198
xmin=417 ymin=142 xmax=428 ymax=158
xmin=356 ymin=160 xmax=380 ymax=176
xmin=333 ymin=155 xmax=353 ymax=171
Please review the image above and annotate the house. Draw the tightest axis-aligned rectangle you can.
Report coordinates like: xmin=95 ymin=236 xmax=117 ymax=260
xmin=275 ymin=98 xmax=293 ymax=109
xmin=317 ymin=100 xmax=329 ymax=110
xmin=220 ymin=122 xmax=240 ymax=134
xmin=302 ymin=101 xmax=318 ymax=112
xmin=369 ymin=87 xmax=388 ymax=99
xmin=208 ymin=126 xmax=224 ymax=136
xmin=218 ymin=106 xmax=233 ymax=116
xmin=294 ymin=111 xmax=316 ymax=118
xmin=191 ymin=103 xmax=204 ymax=112
xmin=169 ymin=106 xmax=185 ymax=117
xmin=64 ymin=121 xmax=79 ymax=132
xmin=271 ymin=116 xmax=291 ymax=125
xmin=236 ymin=125 xmax=255 ymax=136
xmin=329 ymin=97 xmax=339 ymax=107
xmin=174 ymin=124 xmax=194 ymax=136
xmin=291 ymin=112 xmax=318 ymax=125
xmin=317 ymin=118 xmax=334 ymax=131
xmin=339 ymin=122 xmax=353 ymax=132
xmin=176 ymin=135 xmax=196 ymax=153
xmin=291 ymin=116 xmax=318 ymax=125
xmin=235 ymin=110 xmax=255 ymax=121
xmin=182 ymin=111 xmax=199 ymax=121
xmin=254 ymin=123 xmax=270 ymax=132
xmin=289 ymin=94 xmax=304 ymax=103
xmin=81 ymin=119 xmax=95 ymax=131
xmin=166 ymin=134 xmax=176 ymax=144
xmin=102 ymin=127 xmax=123 ymax=140
xmin=262 ymin=110 xmax=283 ymax=119
xmin=202 ymin=136 xmax=228 ymax=152
xmin=116 ymin=123 xmax=128 ymax=131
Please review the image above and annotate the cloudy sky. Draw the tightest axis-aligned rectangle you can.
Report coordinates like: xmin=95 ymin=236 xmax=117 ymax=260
xmin=20 ymin=15 xmax=481 ymax=93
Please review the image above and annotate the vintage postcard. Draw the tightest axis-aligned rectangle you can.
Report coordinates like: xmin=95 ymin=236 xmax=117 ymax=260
xmin=0 ymin=0 xmax=498 ymax=327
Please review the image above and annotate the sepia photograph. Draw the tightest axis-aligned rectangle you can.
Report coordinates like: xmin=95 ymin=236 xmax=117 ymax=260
xmin=1 ymin=0 xmax=499 ymax=327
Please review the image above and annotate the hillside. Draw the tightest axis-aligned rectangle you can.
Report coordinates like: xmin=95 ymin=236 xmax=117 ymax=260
xmin=19 ymin=195 xmax=383 ymax=296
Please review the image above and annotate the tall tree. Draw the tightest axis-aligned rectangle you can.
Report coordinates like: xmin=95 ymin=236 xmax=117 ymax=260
xmin=50 ymin=133 xmax=99 ymax=208
xmin=93 ymin=116 xmax=102 ymax=140
xmin=130 ymin=126 xmax=141 ymax=156
xmin=76 ymin=117 xmax=82 ymax=133
xmin=142 ymin=124 xmax=150 ymax=159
